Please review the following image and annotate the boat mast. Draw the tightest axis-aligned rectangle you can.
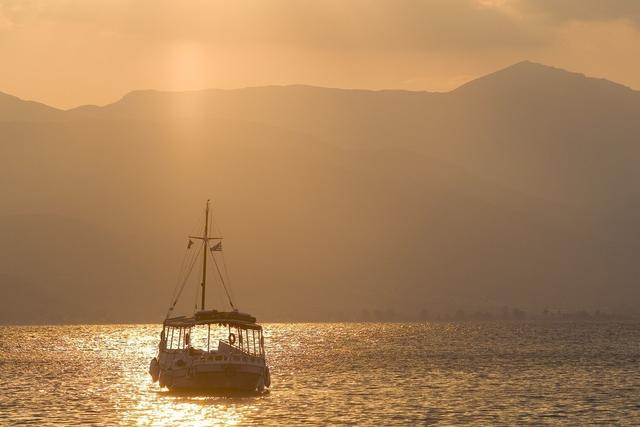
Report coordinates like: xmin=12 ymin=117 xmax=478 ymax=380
xmin=201 ymin=200 xmax=209 ymax=310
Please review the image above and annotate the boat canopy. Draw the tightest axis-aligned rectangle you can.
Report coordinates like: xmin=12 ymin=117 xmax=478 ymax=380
xmin=164 ymin=310 xmax=262 ymax=330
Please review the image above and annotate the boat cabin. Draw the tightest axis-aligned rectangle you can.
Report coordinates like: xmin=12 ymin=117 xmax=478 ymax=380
xmin=161 ymin=310 xmax=265 ymax=358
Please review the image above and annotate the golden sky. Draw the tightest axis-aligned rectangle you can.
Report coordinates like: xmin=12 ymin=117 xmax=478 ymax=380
xmin=2 ymin=0 xmax=640 ymax=109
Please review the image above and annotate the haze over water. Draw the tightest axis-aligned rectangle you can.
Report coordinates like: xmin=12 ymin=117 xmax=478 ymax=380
xmin=1 ymin=322 xmax=639 ymax=425
xmin=4 ymin=1 xmax=640 ymax=425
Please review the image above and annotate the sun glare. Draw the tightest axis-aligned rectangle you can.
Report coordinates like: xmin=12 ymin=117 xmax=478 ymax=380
xmin=167 ymin=43 xmax=208 ymax=91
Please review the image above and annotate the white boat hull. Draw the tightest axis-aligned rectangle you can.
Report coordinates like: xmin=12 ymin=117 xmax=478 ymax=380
xmin=154 ymin=344 xmax=269 ymax=392
xmin=159 ymin=363 xmax=266 ymax=391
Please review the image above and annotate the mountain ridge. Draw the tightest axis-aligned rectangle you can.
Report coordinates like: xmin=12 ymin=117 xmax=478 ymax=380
xmin=1 ymin=61 xmax=636 ymax=117
xmin=0 ymin=91 xmax=64 ymax=121
xmin=454 ymin=60 xmax=637 ymax=95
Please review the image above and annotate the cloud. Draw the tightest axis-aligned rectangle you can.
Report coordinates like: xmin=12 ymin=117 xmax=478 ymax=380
xmin=0 ymin=0 xmax=544 ymax=52
xmin=0 ymin=4 xmax=15 ymax=30
xmin=0 ymin=15 xmax=12 ymax=31
xmin=514 ymin=0 xmax=640 ymax=26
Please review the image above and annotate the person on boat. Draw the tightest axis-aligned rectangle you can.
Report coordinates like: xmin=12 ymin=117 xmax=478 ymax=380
xmin=159 ymin=330 xmax=165 ymax=350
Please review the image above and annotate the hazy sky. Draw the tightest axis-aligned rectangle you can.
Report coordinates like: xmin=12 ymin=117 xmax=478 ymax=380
xmin=2 ymin=0 xmax=640 ymax=108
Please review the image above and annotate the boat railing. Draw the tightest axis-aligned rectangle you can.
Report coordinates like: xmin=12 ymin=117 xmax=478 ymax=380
xmin=220 ymin=338 xmax=264 ymax=357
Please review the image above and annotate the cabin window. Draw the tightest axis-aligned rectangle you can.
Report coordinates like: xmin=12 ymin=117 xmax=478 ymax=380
xmin=258 ymin=330 xmax=264 ymax=355
xmin=252 ymin=330 xmax=256 ymax=355
xmin=224 ymin=325 xmax=262 ymax=356
xmin=169 ymin=323 xmax=263 ymax=355
xmin=164 ymin=326 xmax=193 ymax=350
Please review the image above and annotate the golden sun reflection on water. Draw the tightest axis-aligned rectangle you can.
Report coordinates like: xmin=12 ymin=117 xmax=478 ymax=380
xmin=5 ymin=322 xmax=638 ymax=425
xmin=101 ymin=322 xmax=427 ymax=425
xmin=111 ymin=325 xmax=266 ymax=426
xmin=134 ymin=397 xmax=244 ymax=427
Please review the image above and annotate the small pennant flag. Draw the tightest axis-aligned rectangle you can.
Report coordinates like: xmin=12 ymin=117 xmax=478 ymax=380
xmin=210 ymin=242 xmax=222 ymax=251
xmin=187 ymin=239 xmax=194 ymax=249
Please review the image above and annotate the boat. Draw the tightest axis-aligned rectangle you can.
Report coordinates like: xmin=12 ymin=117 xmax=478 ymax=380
xmin=149 ymin=200 xmax=271 ymax=392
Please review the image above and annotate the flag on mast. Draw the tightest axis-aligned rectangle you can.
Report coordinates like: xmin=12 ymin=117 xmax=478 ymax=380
xmin=210 ymin=242 xmax=222 ymax=251
xmin=187 ymin=239 xmax=194 ymax=249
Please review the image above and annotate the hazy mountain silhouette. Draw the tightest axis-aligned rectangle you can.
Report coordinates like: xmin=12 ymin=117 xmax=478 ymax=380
xmin=0 ymin=92 xmax=63 ymax=122
xmin=454 ymin=60 xmax=636 ymax=96
xmin=2 ymin=61 xmax=640 ymax=323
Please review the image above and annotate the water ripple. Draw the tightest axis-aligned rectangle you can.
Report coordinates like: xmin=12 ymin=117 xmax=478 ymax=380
xmin=0 ymin=322 xmax=639 ymax=425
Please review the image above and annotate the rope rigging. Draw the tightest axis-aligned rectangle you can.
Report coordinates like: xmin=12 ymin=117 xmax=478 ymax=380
xmin=165 ymin=243 xmax=202 ymax=318
xmin=207 ymin=246 xmax=236 ymax=310
xmin=166 ymin=208 xmax=206 ymax=315
xmin=212 ymin=215 xmax=236 ymax=307
xmin=164 ymin=201 xmax=238 ymax=317
xmin=220 ymin=252 xmax=235 ymax=306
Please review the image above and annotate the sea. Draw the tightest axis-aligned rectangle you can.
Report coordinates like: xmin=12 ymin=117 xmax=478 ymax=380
xmin=0 ymin=322 xmax=639 ymax=425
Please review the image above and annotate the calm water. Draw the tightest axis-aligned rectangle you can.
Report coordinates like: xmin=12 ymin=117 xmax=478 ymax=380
xmin=0 ymin=322 xmax=639 ymax=425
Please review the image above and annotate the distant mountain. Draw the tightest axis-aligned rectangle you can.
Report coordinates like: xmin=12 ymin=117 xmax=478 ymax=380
xmin=0 ymin=92 xmax=63 ymax=122
xmin=454 ymin=60 xmax=636 ymax=97
xmin=2 ymin=61 xmax=640 ymax=323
